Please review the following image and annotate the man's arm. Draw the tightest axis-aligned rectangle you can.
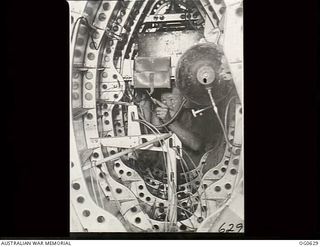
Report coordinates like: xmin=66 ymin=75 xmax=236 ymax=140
xmin=167 ymin=121 xmax=202 ymax=151
xmin=155 ymin=107 xmax=202 ymax=151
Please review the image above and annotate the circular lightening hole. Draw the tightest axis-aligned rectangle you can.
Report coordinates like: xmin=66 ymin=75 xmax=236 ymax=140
xmin=225 ymin=183 xmax=232 ymax=190
xmin=97 ymin=216 xmax=105 ymax=223
xmin=180 ymin=224 xmax=187 ymax=231
xmin=82 ymin=210 xmax=90 ymax=217
xmin=135 ymin=217 xmax=141 ymax=224
xmin=77 ymin=196 xmax=84 ymax=203
xmin=72 ymin=183 xmax=80 ymax=190
xmin=230 ymin=168 xmax=237 ymax=175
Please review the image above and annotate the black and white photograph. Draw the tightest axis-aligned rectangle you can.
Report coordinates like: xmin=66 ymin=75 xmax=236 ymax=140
xmin=69 ymin=0 xmax=244 ymax=233
xmin=3 ymin=0 xmax=319 ymax=242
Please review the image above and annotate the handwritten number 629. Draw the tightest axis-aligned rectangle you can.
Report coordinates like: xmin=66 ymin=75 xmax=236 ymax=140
xmin=218 ymin=222 xmax=243 ymax=233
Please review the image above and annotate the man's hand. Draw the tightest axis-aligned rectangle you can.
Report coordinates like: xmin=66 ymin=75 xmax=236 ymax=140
xmin=155 ymin=106 xmax=171 ymax=122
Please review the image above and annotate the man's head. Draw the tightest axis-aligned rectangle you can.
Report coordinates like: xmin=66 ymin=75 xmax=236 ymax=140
xmin=160 ymin=87 xmax=183 ymax=114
